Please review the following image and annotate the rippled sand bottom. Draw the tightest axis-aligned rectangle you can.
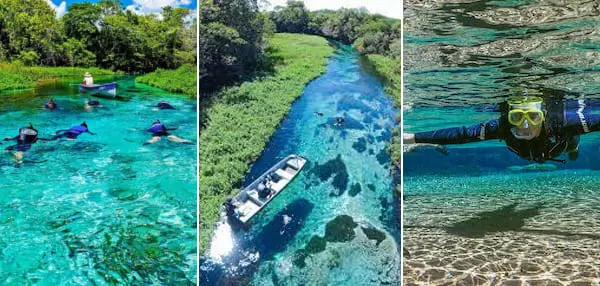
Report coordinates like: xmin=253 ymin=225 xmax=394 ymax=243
xmin=403 ymin=171 xmax=600 ymax=285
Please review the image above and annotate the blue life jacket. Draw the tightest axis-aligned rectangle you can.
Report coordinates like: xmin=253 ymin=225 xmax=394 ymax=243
xmin=148 ymin=123 xmax=167 ymax=136
xmin=68 ymin=125 xmax=88 ymax=135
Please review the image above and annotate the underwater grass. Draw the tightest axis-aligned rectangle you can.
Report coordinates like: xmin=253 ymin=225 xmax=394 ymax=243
xmin=365 ymin=55 xmax=402 ymax=173
xmin=135 ymin=64 xmax=197 ymax=96
xmin=198 ymin=33 xmax=334 ymax=252
xmin=0 ymin=63 xmax=113 ymax=92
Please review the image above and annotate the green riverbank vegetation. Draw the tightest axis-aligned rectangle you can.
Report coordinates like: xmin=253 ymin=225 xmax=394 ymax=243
xmin=135 ymin=64 xmax=196 ymax=96
xmin=366 ymin=55 xmax=402 ymax=168
xmin=0 ymin=0 xmax=196 ymax=91
xmin=198 ymin=33 xmax=334 ymax=251
xmin=0 ymin=63 xmax=112 ymax=92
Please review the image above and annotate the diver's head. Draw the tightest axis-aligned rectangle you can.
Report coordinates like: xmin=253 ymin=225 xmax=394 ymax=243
xmin=507 ymin=96 xmax=545 ymax=140
xmin=81 ymin=121 xmax=88 ymax=128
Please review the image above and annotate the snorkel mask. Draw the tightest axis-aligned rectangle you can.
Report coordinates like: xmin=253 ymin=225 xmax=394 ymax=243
xmin=508 ymin=96 xmax=545 ymax=140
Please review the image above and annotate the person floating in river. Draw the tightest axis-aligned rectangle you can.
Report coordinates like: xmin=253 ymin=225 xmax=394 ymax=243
xmin=3 ymin=124 xmax=48 ymax=163
xmin=403 ymin=95 xmax=600 ymax=163
xmin=85 ymin=99 xmax=102 ymax=110
xmin=51 ymin=122 xmax=96 ymax=140
xmin=45 ymin=99 xmax=57 ymax=110
xmin=82 ymin=72 xmax=94 ymax=86
xmin=157 ymin=101 xmax=175 ymax=110
xmin=144 ymin=120 xmax=192 ymax=145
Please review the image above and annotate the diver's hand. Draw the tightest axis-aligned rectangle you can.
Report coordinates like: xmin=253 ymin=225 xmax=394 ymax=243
xmin=403 ymin=133 xmax=416 ymax=144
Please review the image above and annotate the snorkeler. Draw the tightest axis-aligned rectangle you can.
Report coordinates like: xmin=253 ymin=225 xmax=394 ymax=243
xmin=51 ymin=122 xmax=96 ymax=140
xmin=144 ymin=120 xmax=192 ymax=145
xmin=157 ymin=101 xmax=175 ymax=110
xmin=403 ymin=95 xmax=600 ymax=163
xmin=45 ymin=99 xmax=57 ymax=110
xmin=3 ymin=124 xmax=47 ymax=162
xmin=85 ymin=99 xmax=102 ymax=109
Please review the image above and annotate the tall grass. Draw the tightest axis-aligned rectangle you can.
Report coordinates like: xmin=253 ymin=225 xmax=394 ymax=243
xmin=135 ymin=64 xmax=196 ymax=96
xmin=198 ymin=33 xmax=334 ymax=252
xmin=365 ymin=55 xmax=401 ymax=106
xmin=0 ymin=63 xmax=112 ymax=92
xmin=365 ymin=55 xmax=402 ymax=180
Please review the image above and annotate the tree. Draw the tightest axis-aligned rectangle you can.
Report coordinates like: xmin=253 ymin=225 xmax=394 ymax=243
xmin=199 ymin=0 xmax=268 ymax=90
xmin=269 ymin=1 xmax=309 ymax=33
xmin=0 ymin=0 xmax=64 ymax=65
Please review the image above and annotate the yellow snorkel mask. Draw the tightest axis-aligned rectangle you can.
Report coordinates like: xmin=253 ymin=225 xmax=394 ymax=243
xmin=507 ymin=96 xmax=545 ymax=126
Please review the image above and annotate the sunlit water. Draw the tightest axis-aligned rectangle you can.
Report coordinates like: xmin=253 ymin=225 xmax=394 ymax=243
xmin=0 ymin=77 xmax=197 ymax=284
xmin=200 ymin=45 xmax=401 ymax=285
xmin=405 ymin=0 xmax=600 ymax=284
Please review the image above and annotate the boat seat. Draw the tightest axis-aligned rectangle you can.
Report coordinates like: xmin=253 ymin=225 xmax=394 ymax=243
xmin=275 ymin=169 xmax=293 ymax=180
xmin=286 ymin=159 xmax=301 ymax=170
xmin=247 ymin=193 xmax=264 ymax=206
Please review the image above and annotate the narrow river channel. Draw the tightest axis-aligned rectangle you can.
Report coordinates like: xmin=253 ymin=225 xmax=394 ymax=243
xmin=201 ymin=45 xmax=400 ymax=285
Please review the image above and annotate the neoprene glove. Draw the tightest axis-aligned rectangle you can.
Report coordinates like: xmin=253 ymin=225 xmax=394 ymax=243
xmin=403 ymin=133 xmax=416 ymax=144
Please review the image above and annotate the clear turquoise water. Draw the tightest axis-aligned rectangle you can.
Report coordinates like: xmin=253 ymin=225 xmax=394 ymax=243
xmin=200 ymin=46 xmax=400 ymax=285
xmin=0 ymin=77 xmax=197 ymax=284
xmin=405 ymin=1 xmax=600 ymax=283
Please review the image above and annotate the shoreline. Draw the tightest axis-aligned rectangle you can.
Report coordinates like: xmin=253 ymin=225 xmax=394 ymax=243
xmin=198 ymin=33 xmax=335 ymax=253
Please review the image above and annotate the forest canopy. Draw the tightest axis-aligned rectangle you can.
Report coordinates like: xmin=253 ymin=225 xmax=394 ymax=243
xmin=269 ymin=1 xmax=400 ymax=58
xmin=198 ymin=0 xmax=400 ymax=92
xmin=0 ymin=0 xmax=196 ymax=73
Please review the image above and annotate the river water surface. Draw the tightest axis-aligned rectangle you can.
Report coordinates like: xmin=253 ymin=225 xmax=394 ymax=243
xmin=200 ymin=45 xmax=401 ymax=285
xmin=0 ymin=77 xmax=197 ymax=284
xmin=405 ymin=0 xmax=600 ymax=284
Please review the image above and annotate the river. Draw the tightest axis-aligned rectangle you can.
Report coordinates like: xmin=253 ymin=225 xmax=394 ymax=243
xmin=0 ymin=76 xmax=197 ymax=284
xmin=200 ymin=45 xmax=401 ymax=285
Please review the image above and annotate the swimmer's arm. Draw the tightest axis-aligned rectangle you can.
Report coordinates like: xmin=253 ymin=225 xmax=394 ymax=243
xmin=411 ymin=119 xmax=501 ymax=145
xmin=165 ymin=127 xmax=178 ymax=131
xmin=87 ymin=130 xmax=96 ymax=135
xmin=565 ymin=111 xmax=600 ymax=134
xmin=3 ymin=136 xmax=18 ymax=141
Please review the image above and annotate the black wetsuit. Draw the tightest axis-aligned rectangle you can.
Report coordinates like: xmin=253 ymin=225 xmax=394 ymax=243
xmin=4 ymin=126 xmax=40 ymax=152
xmin=413 ymin=99 xmax=600 ymax=163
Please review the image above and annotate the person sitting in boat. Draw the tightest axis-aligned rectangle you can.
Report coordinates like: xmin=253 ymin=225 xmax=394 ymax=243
xmin=258 ymin=178 xmax=273 ymax=199
xmin=82 ymin=72 xmax=94 ymax=86
xmin=51 ymin=122 xmax=96 ymax=140
xmin=3 ymin=124 xmax=48 ymax=163
xmin=402 ymin=95 xmax=600 ymax=163
xmin=157 ymin=101 xmax=175 ymax=110
xmin=45 ymin=99 xmax=57 ymax=110
xmin=144 ymin=120 xmax=193 ymax=145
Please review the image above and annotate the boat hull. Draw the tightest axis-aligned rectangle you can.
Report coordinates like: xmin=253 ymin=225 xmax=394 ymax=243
xmin=226 ymin=154 xmax=307 ymax=225
xmin=79 ymin=82 xmax=117 ymax=97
